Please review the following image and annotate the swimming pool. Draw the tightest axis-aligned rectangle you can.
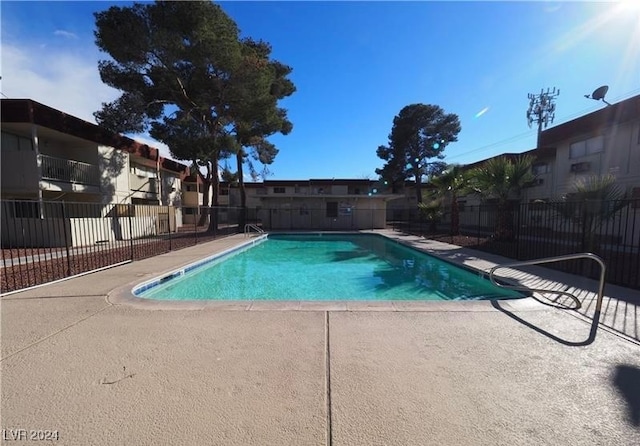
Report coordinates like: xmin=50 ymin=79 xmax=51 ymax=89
xmin=134 ymin=233 xmax=523 ymax=301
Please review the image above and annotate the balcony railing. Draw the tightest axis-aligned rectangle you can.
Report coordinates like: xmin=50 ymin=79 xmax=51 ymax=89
xmin=40 ymin=155 xmax=100 ymax=186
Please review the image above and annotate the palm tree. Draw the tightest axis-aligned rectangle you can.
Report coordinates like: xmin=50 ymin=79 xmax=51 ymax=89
xmin=417 ymin=196 xmax=443 ymax=233
xmin=469 ymin=155 xmax=535 ymax=241
xmin=549 ymin=174 xmax=628 ymax=252
xmin=430 ymin=164 xmax=470 ymax=235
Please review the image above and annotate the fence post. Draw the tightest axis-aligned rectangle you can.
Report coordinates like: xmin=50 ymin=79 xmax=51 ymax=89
xmin=515 ymin=202 xmax=522 ymax=259
xmin=477 ymin=205 xmax=481 ymax=247
xmin=167 ymin=206 xmax=172 ymax=251
xmin=128 ymin=204 xmax=134 ymax=261
xmin=194 ymin=209 xmax=198 ymax=245
xmin=61 ymin=201 xmax=72 ymax=276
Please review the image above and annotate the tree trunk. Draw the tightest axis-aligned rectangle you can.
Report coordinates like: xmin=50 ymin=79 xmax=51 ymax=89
xmin=208 ymin=156 xmax=220 ymax=233
xmin=415 ymin=174 xmax=423 ymax=204
xmin=494 ymin=200 xmax=514 ymax=241
xmin=450 ymin=193 xmax=460 ymax=236
xmin=236 ymin=150 xmax=247 ymax=229
xmin=198 ymin=176 xmax=211 ymax=228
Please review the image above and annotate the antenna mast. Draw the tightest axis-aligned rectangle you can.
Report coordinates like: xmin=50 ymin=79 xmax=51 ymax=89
xmin=526 ymin=87 xmax=560 ymax=148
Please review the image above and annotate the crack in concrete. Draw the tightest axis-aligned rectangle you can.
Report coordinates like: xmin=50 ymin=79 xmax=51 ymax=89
xmin=0 ymin=304 xmax=112 ymax=362
xmin=325 ymin=311 xmax=333 ymax=446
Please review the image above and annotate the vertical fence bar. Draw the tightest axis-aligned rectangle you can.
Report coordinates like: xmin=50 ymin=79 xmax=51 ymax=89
xmin=128 ymin=204 xmax=134 ymax=260
xmin=515 ymin=203 xmax=522 ymax=260
xmin=61 ymin=202 xmax=72 ymax=276
xmin=35 ymin=203 xmax=46 ymax=279
xmin=629 ymin=200 xmax=639 ymax=288
xmin=91 ymin=203 xmax=101 ymax=268
xmin=477 ymin=205 xmax=481 ymax=247
xmin=1 ymin=202 xmax=12 ymax=291
xmin=23 ymin=201 xmax=36 ymax=287
xmin=11 ymin=202 xmax=22 ymax=290
xmin=76 ymin=203 xmax=86 ymax=272
xmin=616 ymin=200 xmax=626 ymax=286
xmin=43 ymin=202 xmax=55 ymax=279
xmin=194 ymin=207 xmax=198 ymax=245
xmin=167 ymin=206 xmax=172 ymax=252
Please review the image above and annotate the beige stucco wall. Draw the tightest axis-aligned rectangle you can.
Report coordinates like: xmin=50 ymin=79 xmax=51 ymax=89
xmin=553 ymin=120 xmax=640 ymax=196
xmin=257 ymin=197 xmax=387 ymax=230
xmin=98 ymin=145 xmax=130 ymax=204
xmin=0 ymin=131 xmax=39 ymax=196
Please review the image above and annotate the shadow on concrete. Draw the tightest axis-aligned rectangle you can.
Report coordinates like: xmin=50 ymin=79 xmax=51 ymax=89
xmin=392 ymin=236 xmax=639 ymax=343
xmin=1 ymin=294 xmax=107 ymax=301
xmin=613 ymin=364 xmax=640 ymax=427
xmin=490 ymin=299 xmax=600 ymax=347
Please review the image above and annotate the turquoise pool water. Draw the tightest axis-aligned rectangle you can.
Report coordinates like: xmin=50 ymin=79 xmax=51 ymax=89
xmin=136 ymin=233 xmax=523 ymax=301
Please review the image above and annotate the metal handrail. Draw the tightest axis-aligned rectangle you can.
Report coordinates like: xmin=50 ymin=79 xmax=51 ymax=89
xmin=488 ymin=253 xmax=606 ymax=314
xmin=244 ymin=223 xmax=264 ymax=237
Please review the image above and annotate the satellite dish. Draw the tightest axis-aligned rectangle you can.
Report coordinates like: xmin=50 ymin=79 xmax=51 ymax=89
xmin=591 ymin=85 xmax=608 ymax=100
xmin=585 ymin=85 xmax=611 ymax=105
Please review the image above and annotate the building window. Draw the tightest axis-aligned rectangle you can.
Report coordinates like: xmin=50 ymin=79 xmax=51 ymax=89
xmin=326 ymin=202 xmax=338 ymax=218
xmin=220 ymin=188 xmax=229 ymax=196
xmin=273 ymin=187 xmax=286 ymax=194
xmin=130 ymin=165 xmax=157 ymax=178
xmin=185 ymin=184 xmax=197 ymax=192
xmin=532 ymin=163 xmax=549 ymax=175
xmin=569 ymin=141 xmax=586 ymax=158
xmin=569 ymin=135 xmax=604 ymax=159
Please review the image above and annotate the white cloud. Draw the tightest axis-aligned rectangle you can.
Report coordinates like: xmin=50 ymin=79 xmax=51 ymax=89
xmin=2 ymin=42 xmax=118 ymax=123
xmin=53 ymin=30 xmax=77 ymax=39
xmin=1 ymin=41 xmax=172 ymax=158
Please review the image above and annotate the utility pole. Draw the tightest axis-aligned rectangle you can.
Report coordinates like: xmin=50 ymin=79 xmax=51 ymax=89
xmin=527 ymin=87 xmax=560 ymax=148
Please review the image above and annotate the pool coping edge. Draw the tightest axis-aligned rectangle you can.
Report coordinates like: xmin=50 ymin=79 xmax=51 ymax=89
xmin=107 ymin=231 xmax=541 ymax=312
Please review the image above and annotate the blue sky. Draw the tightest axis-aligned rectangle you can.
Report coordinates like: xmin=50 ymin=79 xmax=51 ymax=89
xmin=2 ymin=1 xmax=639 ymax=180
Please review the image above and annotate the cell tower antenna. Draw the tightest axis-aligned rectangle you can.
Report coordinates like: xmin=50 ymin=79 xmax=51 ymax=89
xmin=526 ymin=87 xmax=560 ymax=148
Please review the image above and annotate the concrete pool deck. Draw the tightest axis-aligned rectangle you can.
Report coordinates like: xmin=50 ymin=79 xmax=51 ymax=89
xmin=1 ymin=231 xmax=639 ymax=445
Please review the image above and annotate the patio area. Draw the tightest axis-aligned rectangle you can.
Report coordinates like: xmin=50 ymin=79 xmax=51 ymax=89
xmin=1 ymin=232 xmax=638 ymax=445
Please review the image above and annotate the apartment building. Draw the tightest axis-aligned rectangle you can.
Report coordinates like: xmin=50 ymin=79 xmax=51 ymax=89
xmin=538 ymin=93 xmax=640 ymax=199
xmin=217 ymin=179 xmax=402 ymax=230
xmin=1 ymin=99 xmax=189 ymax=246
xmin=445 ymin=94 xmax=640 ymax=209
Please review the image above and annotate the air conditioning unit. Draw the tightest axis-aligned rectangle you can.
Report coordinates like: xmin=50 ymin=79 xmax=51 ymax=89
xmin=525 ymin=178 xmax=544 ymax=188
xmin=570 ymin=162 xmax=591 ymax=173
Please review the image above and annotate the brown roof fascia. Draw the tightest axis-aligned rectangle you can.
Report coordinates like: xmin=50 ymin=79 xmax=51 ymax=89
xmin=539 ymin=94 xmax=640 ymax=146
xmin=1 ymin=99 xmax=187 ymax=174
xmin=263 ymin=180 xmax=312 ymax=187
xmin=160 ymin=157 xmax=189 ymax=176
xmin=309 ymin=178 xmax=374 ymax=185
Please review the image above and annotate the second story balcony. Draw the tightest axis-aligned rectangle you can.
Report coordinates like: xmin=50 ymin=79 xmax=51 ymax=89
xmin=40 ymin=154 xmax=100 ymax=186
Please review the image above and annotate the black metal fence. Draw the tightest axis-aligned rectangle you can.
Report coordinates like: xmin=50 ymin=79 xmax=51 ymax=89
xmin=3 ymin=198 xmax=639 ymax=293
xmin=0 ymin=200 xmax=252 ymax=293
xmin=258 ymin=205 xmax=386 ymax=231
xmin=390 ymin=199 xmax=640 ymax=290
